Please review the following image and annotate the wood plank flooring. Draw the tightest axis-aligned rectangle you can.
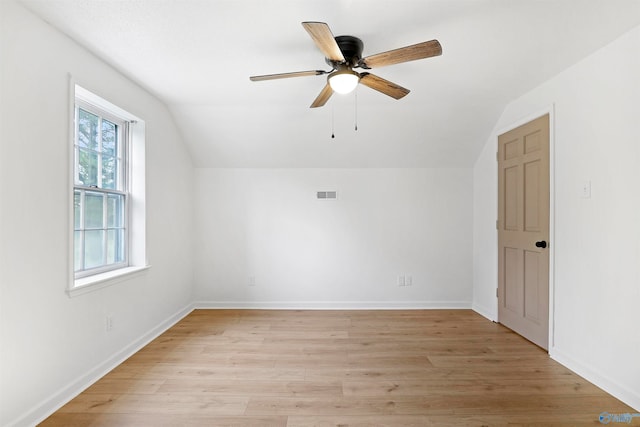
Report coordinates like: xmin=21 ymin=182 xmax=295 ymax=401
xmin=41 ymin=310 xmax=635 ymax=426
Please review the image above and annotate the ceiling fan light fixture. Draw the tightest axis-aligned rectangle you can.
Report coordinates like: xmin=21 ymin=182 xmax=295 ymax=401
xmin=328 ymin=69 xmax=359 ymax=94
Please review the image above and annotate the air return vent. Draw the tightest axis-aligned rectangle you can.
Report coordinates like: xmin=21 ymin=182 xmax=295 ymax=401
xmin=317 ymin=191 xmax=337 ymax=200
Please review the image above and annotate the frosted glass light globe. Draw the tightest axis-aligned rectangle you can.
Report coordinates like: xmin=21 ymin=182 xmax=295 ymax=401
xmin=329 ymin=70 xmax=359 ymax=94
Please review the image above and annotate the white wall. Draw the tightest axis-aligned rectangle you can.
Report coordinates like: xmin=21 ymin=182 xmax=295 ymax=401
xmin=473 ymin=25 xmax=640 ymax=410
xmin=0 ymin=1 xmax=194 ymax=425
xmin=194 ymin=168 xmax=473 ymax=308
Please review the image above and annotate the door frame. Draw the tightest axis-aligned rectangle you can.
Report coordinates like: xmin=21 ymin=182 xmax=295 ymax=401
xmin=495 ymin=104 xmax=556 ymax=351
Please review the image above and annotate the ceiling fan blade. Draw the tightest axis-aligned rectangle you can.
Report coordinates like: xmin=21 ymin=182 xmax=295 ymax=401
xmin=360 ymin=40 xmax=442 ymax=68
xmin=359 ymin=73 xmax=410 ymax=100
xmin=302 ymin=22 xmax=345 ymax=62
xmin=250 ymin=70 xmax=327 ymax=82
xmin=310 ymin=83 xmax=334 ymax=108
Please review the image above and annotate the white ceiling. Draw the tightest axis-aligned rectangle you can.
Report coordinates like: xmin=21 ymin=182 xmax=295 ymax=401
xmin=19 ymin=0 xmax=640 ymax=167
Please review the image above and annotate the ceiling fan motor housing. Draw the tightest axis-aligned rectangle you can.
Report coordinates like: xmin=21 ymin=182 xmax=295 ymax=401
xmin=328 ymin=35 xmax=364 ymax=67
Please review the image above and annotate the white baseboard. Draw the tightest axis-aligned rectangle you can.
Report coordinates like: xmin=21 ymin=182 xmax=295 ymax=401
xmin=194 ymin=300 xmax=472 ymax=310
xmin=11 ymin=303 xmax=194 ymax=427
xmin=550 ymin=347 xmax=640 ymax=412
xmin=472 ymin=302 xmax=497 ymax=322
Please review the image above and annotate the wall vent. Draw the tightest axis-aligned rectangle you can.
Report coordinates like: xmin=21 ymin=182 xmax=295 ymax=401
xmin=317 ymin=191 xmax=337 ymax=200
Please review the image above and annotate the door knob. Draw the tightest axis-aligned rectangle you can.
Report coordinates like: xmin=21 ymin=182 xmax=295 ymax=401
xmin=535 ymin=240 xmax=547 ymax=249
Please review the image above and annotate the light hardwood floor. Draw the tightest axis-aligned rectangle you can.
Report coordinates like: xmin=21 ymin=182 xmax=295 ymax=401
xmin=41 ymin=310 xmax=634 ymax=426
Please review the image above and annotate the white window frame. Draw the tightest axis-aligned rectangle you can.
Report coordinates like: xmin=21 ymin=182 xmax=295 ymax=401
xmin=68 ymin=81 xmax=148 ymax=296
xmin=74 ymin=100 xmax=129 ymax=278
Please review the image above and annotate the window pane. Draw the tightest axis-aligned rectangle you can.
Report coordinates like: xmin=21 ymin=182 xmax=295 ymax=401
xmin=102 ymin=120 xmax=117 ymax=156
xmin=115 ymin=229 xmax=125 ymax=263
xmin=84 ymin=192 xmax=104 ymax=229
xmin=74 ymin=190 xmax=82 ymax=229
xmin=106 ymin=230 xmax=115 ymax=264
xmin=78 ymin=108 xmax=99 ymax=150
xmin=102 ymin=155 xmax=116 ymax=189
xmin=107 ymin=194 xmax=123 ymax=228
xmin=107 ymin=229 xmax=125 ymax=264
xmin=74 ymin=231 xmax=83 ymax=271
xmin=78 ymin=148 xmax=98 ymax=187
xmin=84 ymin=230 xmax=105 ymax=269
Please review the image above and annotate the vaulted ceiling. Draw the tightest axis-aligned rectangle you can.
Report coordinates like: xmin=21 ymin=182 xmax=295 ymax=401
xmin=19 ymin=0 xmax=640 ymax=167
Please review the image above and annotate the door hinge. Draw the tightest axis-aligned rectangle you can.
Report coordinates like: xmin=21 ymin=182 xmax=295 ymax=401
xmin=496 ymin=219 xmax=499 ymax=230
xmin=496 ymin=151 xmax=499 ymax=161
xmin=496 ymin=288 xmax=499 ymax=298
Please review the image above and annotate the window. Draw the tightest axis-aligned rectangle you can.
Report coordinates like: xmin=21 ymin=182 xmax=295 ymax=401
xmin=70 ymin=84 xmax=147 ymax=294
xmin=73 ymin=102 xmax=128 ymax=277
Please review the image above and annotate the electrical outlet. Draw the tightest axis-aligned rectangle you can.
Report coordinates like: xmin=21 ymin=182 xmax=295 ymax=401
xmin=105 ymin=315 xmax=114 ymax=332
xmin=398 ymin=276 xmax=405 ymax=287
xmin=248 ymin=276 xmax=256 ymax=287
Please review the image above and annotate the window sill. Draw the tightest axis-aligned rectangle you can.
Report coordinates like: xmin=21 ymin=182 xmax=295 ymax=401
xmin=67 ymin=265 xmax=150 ymax=298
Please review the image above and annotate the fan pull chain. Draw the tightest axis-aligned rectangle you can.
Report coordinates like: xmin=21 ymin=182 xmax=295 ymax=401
xmin=354 ymin=87 xmax=358 ymax=131
xmin=331 ymin=102 xmax=335 ymax=138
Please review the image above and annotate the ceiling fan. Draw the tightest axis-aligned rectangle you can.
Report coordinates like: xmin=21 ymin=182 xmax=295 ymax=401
xmin=249 ymin=22 xmax=442 ymax=108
